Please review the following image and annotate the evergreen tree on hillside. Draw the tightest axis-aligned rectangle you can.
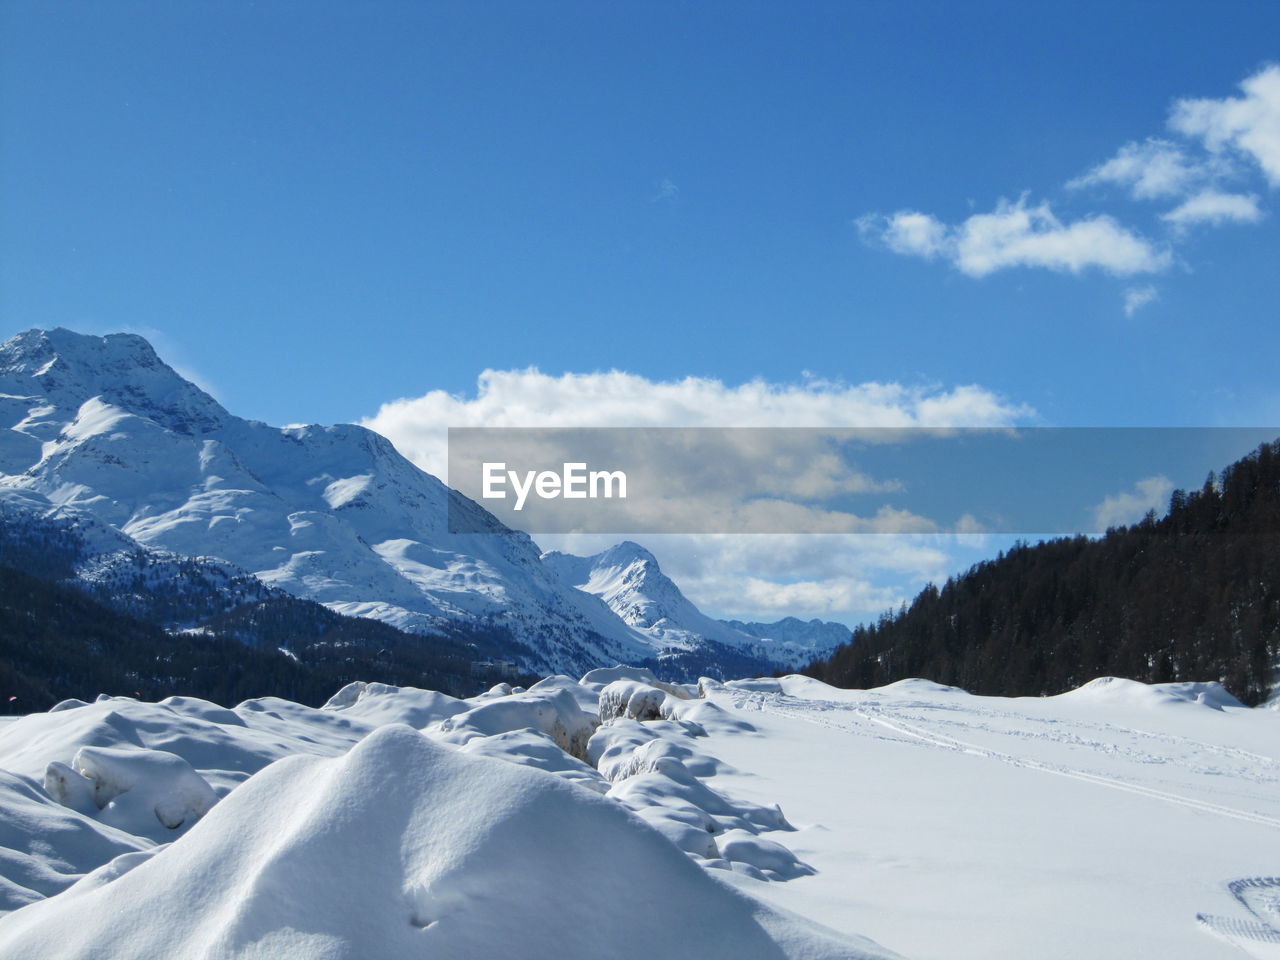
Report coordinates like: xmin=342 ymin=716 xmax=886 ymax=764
xmin=805 ymin=439 xmax=1280 ymax=705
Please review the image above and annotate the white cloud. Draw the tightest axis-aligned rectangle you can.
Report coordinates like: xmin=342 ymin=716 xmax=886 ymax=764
xmin=1171 ymin=64 xmax=1280 ymax=186
xmin=865 ymin=67 xmax=1279 ymax=304
xmin=363 ymin=369 xmax=1033 ymax=479
xmin=1161 ymin=189 xmax=1263 ymax=227
xmin=955 ymin=199 xmax=1169 ymax=276
xmin=878 ymin=210 xmax=949 ymax=258
xmin=733 ymin=576 xmax=897 ymax=618
xmin=1090 ymin=475 xmax=1173 ymax=530
xmin=1068 ymin=138 xmax=1203 ymax=199
xmin=366 ymin=371 xmax=1033 ymax=625
xmin=862 ymin=197 xmax=1170 ymax=279
xmin=1123 ymin=285 xmax=1158 ymax=317
xmin=651 ymin=178 xmax=679 ymax=203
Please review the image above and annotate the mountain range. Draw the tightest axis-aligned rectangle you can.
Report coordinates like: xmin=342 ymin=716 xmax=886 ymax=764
xmin=544 ymin=542 xmax=848 ymax=670
xmin=0 ymin=328 xmax=846 ymax=681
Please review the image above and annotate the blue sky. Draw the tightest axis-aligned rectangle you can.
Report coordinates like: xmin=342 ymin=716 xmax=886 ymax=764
xmin=3 ymin=2 xmax=1278 ymax=624
xmin=4 ymin=1 xmax=1278 ymax=428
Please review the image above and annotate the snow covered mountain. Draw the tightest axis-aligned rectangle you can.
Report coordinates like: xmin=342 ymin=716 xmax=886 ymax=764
xmin=0 ymin=328 xmax=657 ymax=675
xmin=720 ymin=617 xmax=851 ymax=665
xmin=543 ymin=542 xmax=848 ymax=669
xmin=0 ymin=328 xmax=845 ymax=678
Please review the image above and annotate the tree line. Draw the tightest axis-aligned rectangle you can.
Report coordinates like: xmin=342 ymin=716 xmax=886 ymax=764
xmin=805 ymin=439 xmax=1280 ymax=705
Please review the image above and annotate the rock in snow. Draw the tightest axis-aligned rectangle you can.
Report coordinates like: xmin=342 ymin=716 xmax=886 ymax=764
xmin=0 ymin=725 xmax=896 ymax=960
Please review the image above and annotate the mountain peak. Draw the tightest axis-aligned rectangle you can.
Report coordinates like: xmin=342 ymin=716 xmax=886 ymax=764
xmin=2 ymin=328 xmax=159 ymax=373
xmin=595 ymin=540 xmax=658 ymax=566
xmin=0 ymin=328 xmax=229 ymax=436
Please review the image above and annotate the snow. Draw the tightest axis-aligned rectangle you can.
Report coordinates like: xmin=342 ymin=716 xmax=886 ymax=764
xmin=0 ymin=724 xmax=891 ymax=960
xmin=320 ymin=681 xmax=469 ymax=728
xmin=1 ymin=328 xmax=855 ymax=680
xmin=599 ymin=678 xmax=682 ymax=722
xmin=434 ymin=686 xmax=600 ymax=761
xmin=59 ymin=745 xmax=219 ymax=839
xmin=703 ymin=675 xmax=1280 ymax=960
xmin=547 ymin=542 xmax=848 ymax=670
xmin=0 ymin=770 xmax=148 ymax=915
xmin=581 ymin=663 xmax=663 ymax=687
xmin=0 ymin=616 xmax=1277 ymax=958
xmin=0 ymin=329 xmax=664 ymax=676
xmin=1056 ymin=675 xmax=1246 ymax=711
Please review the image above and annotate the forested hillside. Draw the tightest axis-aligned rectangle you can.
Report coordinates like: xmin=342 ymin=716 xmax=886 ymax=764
xmin=806 ymin=440 xmax=1280 ymax=705
xmin=0 ymin=561 xmax=539 ymax=712
xmin=0 ymin=511 xmax=535 ymax=710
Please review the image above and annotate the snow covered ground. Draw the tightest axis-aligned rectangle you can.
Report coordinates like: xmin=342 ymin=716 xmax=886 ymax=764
xmin=0 ymin=670 xmax=1275 ymax=958
xmin=705 ymin=675 xmax=1280 ymax=960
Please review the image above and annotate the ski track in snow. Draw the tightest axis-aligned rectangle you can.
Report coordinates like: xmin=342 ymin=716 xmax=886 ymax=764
xmin=731 ymin=690 xmax=1280 ymax=830
xmin=722 ymin=684 xmax=1280 ymax=957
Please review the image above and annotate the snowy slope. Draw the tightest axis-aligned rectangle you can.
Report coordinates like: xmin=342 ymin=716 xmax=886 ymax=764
xmin=704 ymin=675 xmax=1280 ymax=960
xmin=1 ymin=670 xmax=1277 ymax=958
xmin=544 ymin=542 xmax=847 ymax=668
xmin=0 ymin=675 xmax=898 ymax=960
xmin=0 ymin=725 xmax=890 ymax=960
xmin=0 ymin=329 xmax=655 ymax=675
xmin=0 ymin=485 xmax=282 ymax=622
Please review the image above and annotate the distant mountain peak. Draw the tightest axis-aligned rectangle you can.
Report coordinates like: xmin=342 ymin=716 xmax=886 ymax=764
xmin=597 ymin=540 xmax=657 ymax=564
xmin=544 ymin=543 xmax=844 ymax=669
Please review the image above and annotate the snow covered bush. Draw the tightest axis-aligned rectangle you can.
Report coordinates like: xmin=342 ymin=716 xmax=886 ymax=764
xmin=598 ymin=679 xmax=681 ymax=722
xmin=434 ymin=687 xmax=599 ymax=761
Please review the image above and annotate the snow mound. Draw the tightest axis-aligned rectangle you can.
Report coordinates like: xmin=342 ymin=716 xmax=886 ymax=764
xmin=589 ymin=720 xmax=728 ymax=782
xmin=157 ymin=696 xmax=246 ymax=727
xmin=48 ymin=700 xmax=91 ymax=714
xmin=49 ymin=746 xmax=218 ymax=842
xmin=321 ymin=681 xmax=469 ymax=728
xmin=582 ymin=664 xmax=662 ymax=687
xmin=874 ymin=678 xmax=971 ymax=697
xmin=583 ymin=665 xmax=696 ymax=698
xmin=435 ymin=687 xmax=600 ymax=761
xmin=599 ymin=678 xmax=683 ymax=722
xmin=607 ymin=754 xmax=803 ymax=879
xmin=0 ymin=770 xmax=148 ymax=916
xmin=1058 ymin=677 xmax=1246 ymax=711
xmin=525 ymin=674 xmax=607 ymax=713
xmin=457 ymin=728 xmax=609 ymax=794
xmin=598 ymin=679 xmax=757 ymax=734
xmin=0 ymin=725 xmax=898 ymax=960
xmin=0 ymin=696 xmax=366 ymax=793
xmin=714 ymin=829 xmax=817 ymax=881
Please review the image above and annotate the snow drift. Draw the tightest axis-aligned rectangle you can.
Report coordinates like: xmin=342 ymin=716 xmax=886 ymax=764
xmin=0 ymin=725 xmax=896 ymax=960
